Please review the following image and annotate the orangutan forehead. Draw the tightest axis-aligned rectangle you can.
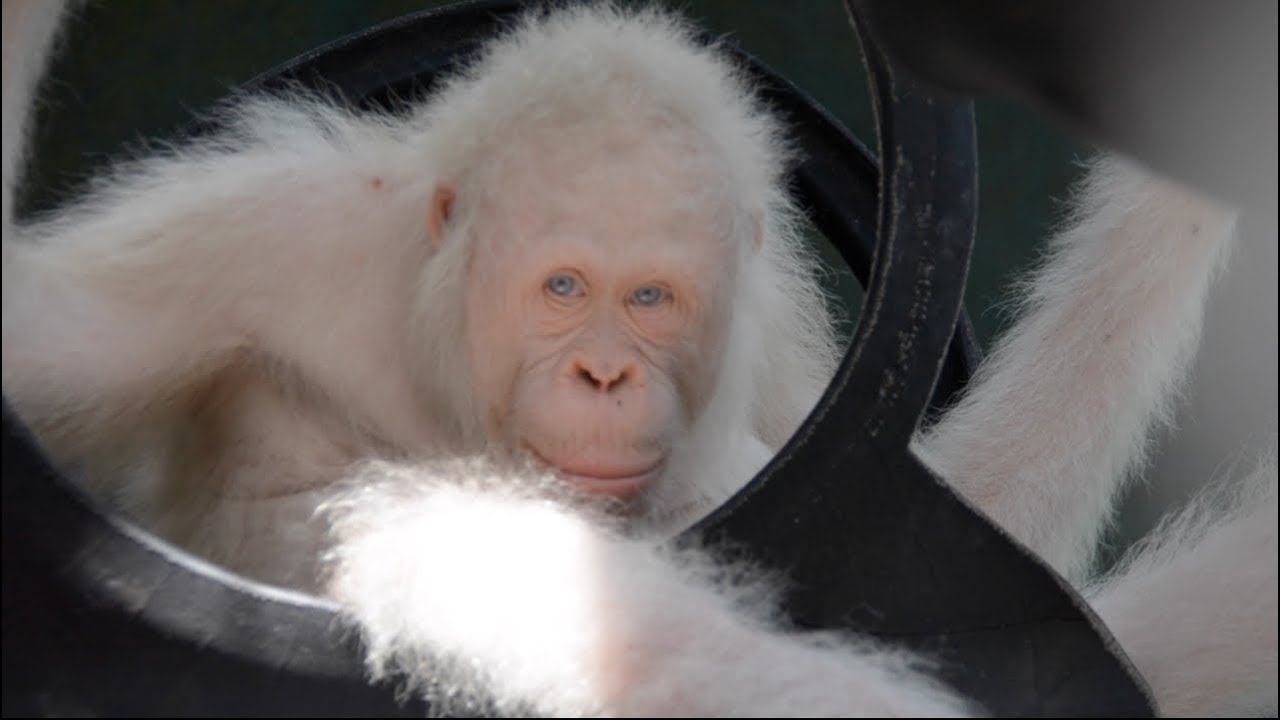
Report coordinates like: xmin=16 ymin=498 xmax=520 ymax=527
xmin=466 ymin=120 xmax=743 ymax=239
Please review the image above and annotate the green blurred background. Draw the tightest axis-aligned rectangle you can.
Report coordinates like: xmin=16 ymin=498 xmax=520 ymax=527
xmin=17 ymin=0 xmax=1090 ymax=347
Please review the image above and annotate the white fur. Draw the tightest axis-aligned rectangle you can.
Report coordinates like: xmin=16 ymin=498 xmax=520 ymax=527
xmin=1088 ymin=444 xmax=1278 ymax=716
xmin=323 ymin=459 xmax=975 ymax=717
xmin=1 ymin=5 xmax=837 ymax=575
xmin=1 ymin=1 xmax=1275 ymax=717
xmin=915 ymin=156 xmax=1239 ymax=582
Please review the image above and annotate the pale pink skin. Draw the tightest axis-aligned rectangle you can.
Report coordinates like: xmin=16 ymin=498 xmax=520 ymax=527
xmin=429 ymin=130 xmax=736 ymax=504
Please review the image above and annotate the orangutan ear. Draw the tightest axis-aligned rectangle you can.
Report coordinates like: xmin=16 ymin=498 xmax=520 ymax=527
xmin=427 ymin=183 xmax=457 ymax=249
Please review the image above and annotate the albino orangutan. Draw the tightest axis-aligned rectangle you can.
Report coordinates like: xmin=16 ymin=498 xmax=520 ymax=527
xmin=3 ymin=2 xmax=1273 ymax=715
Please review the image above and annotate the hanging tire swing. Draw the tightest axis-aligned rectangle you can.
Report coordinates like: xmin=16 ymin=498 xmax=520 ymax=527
xmin=1 ymin=1 xmax=1152 ymax=716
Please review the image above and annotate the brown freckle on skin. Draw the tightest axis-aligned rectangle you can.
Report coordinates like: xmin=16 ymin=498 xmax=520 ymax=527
xmin=1191 ymin=223 xmax=1200 ymax=235
xmin=371 ymin=177 xmax=383 ymax=190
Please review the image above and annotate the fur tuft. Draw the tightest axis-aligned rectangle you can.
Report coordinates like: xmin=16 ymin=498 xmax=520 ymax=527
xmin=322 ymin=457 xmax=976 ymax=717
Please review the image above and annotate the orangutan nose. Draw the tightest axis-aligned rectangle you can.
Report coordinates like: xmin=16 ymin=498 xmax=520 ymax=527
xmin=572 ymin=356 xmax=638 ymax=393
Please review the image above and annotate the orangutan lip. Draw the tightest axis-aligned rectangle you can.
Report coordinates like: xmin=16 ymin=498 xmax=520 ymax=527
xmin=524 ymin=445 xmax=664 ymax=499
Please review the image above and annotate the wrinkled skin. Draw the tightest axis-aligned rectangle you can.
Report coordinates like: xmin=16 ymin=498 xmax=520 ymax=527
xmin=435 ymin=127 xmax=738 ymax=505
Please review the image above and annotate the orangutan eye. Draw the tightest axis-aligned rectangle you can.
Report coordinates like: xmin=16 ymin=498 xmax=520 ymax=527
xmin=630 ymin=285 xmax=667 ymax=306
xmin=546 ymin=274 xmax=582 ymax=297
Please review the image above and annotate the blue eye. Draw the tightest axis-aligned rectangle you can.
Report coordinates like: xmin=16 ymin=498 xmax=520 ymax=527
xmin=546 ymin=274 xmax=581 ymax=297
xmin=630 ymin=285 xmax=666 ymax=306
